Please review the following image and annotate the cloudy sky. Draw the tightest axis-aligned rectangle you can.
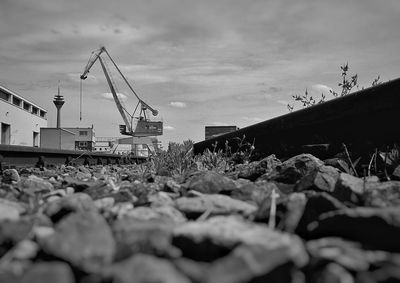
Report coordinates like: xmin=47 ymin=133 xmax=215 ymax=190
xmin=1 ymin=0 xmax=399 ymax=146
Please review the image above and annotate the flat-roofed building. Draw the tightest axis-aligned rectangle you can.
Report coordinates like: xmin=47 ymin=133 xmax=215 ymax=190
xmin=40 ymin=128 xmax=75 ymax=150
xmin=0 ymin=84 xmax=47 ymax=146
xmin=63 ymin=127 xmax=95 ymax=151
xmin=94 ymin=136 xmax=160 ymax=156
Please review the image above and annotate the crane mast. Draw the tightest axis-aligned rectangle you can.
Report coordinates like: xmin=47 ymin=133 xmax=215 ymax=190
xmin=80 ymin=46 xmax=162 ymax=137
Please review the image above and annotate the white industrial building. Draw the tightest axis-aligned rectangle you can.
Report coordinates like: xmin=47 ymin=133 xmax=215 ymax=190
xmin=0 ymin=84 xmax=48 ymax=146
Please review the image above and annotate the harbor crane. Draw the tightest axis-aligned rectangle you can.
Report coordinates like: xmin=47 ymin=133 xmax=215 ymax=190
xmin=80 ymin=46 xmax=163 ymax=137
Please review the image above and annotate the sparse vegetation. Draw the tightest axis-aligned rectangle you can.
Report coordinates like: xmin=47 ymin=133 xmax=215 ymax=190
xmin=288 ymin=63 xmax=381 ymax=112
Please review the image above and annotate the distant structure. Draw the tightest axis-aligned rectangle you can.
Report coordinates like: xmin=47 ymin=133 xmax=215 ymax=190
xmin=53 ymin=84 xmax=64 ymax=128
xmin=63 ymin=127 xmax=95 ymax=151
xmin=205 ymin=126 xmax=239 ymax=140
xmin=0 ymin=84 xmax=47 ymax=146
xmin=94 ymin=136 xmax=160 ymax=157
xmin=41 ymin=126 xmax=95 ymax=151
xmin=40 ymin=128 xmax=75 ymax=150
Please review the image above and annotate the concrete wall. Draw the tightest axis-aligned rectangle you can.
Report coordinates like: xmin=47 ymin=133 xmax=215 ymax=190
xmin=40 ymin=128 xmax=75 ymax=150
xmin=1 ymin=97 xmax=47 ymax=146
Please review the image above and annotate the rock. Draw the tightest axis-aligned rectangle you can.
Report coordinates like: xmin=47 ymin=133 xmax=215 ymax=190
xmin=173 ymin=258 xmax=211 ymax=283
xmin=282 ymin=193 xmax=308 ymax=233
xmin=363 ymin=181 xmax=400 ymax=207
xmin=106 ymin=254 xmax=190 ymax=283
xmin=184 ymin=171 xmax=237 ymax=194
xmin=110 ymin=202 xmax=134 ymax=218
xmin=254 ymin=190 xmax=288 ymax=222
xmin=236 ymin=161 xmax=266 ymax=181
xmin=149 ymin=191 xmax=175 ymax=207
xmin=162 ymin=178 xmax=182 ymax=193
xmin=202 ymin=244 xmax=306 ymax=283
xmin=332 ymin=173 xmax=370 ymax=204
xmin=273 ymin=181 xmax=296 ymax=194
xmin=295 ymin=165 xmax=340 ymax=192
xmin=2 ymin=169 xmax=20 ymax=183
xmin=94 ymin=197 xmax=115 ymax=211
xmin=173 ymin=215 xmax=308 ymax=263
xmin=176 ymin=241 xmax=307 ymax=283
xmin=0 ymin=199 xmax=27 ymax=221
xmin=230 ymin=181 xmax=279 ymax=206
xmin=357 ymin=266 xmax=400 ymax=283
xmin=62 ymin=176 xmax=97 ymax=192
xmin=19 ymin=175 xmax=54 ymax=193
xmin=235 ymin=155 xmax=282 ymax=182
xmin=12 ymin=239 xmax=39 ymax=260
xmin=306 ymin=238 xmax=371 ymax=271
xmin=112 ymin=218 xmax=181 ymax=260
xmin=44 ymin=193 xmax=97 ymax=222
xmin=258 ymin=154 xmax=283 ymax=172
xmin=262 ymin=154 xmax=324 ymax=184
xmin=124 ymin=206 xmax=186 ymax=223
xmin=234 ymin=155 xmax=279 ymax=180
xmin=39 ymin=211 xmax=115 ymax=270
xmin=125 ymin=182 xmax=153 ymax=205
xmin=392 ymin=165 xmax=400 ymax=180
xmin=175 ymin=194 xmax=257 ymax=218
xmin=313 ymin=263 xmax=355 ymax=283
xmin=82 ymin=182 xmax=113 ymax=200
xmin=295 ymin=192 xmax=347 ymax=238
xmin=0 ymin=218 xmax=33 ymax=257
xmin=20 ymin=262 xmax=75 ymax=283
xmin=43 ymin=189 xmax=66 ymax=200
xmin=75 ymin=171 xmax=92 ymax=180
xmin=33 ymin=226 xmax=55 ymax=239
xmin=154 ymin=206 xmax=187 ymax=223
xmin=307 ymin=207 xmax=400 ymax=252
xmin=107 ymin=190 xmax=136 ymax=203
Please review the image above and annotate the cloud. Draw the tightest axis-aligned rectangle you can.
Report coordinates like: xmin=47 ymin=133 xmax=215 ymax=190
xmin=164 ymin=125 xmax=175 ymax=131
xmin=312 ymin=84 xmax=333 ymax=94
xmin=209 ymin=122 xmax=230 ymax=126
xmin=276 ymin=100 xmax=289 ymax=105
xmin=242 ymin=116 xmax=263 ymax=123
xmin=169 ymin=101 xmax=187 ymax=108
xmin=100 ymin=92 xmax=128 ymax=102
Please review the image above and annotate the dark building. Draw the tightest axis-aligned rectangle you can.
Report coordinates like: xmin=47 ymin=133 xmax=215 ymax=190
xmin=205 ymin=126 xmax=239 ymax=140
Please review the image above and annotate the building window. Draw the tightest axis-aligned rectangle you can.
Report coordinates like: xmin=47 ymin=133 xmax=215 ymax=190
xmin=79 ymin=141 xmax=87 ymax=147
xmin=79 ymin=131 xmax=88 ymax=136
xmin=23 ymin=102 xmax=31 ymax=111
xmin=32 ymin=107 xmax=38 ymax=115
xmin=12 ymin=96 xmax=21 ymax=107
xmin=39 ymin=110 xmax=46 ymax=118
xmin=33 ymin=132 xmax=39 ymax=147
xmin=0 ymin=90 xmax=10 ymax=101
xmin=1 ymin=123 xmax=10 ymax=145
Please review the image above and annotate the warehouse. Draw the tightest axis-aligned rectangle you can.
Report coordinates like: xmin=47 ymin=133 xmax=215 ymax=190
xmin=0 ymin=84 xmax=48 ymax=146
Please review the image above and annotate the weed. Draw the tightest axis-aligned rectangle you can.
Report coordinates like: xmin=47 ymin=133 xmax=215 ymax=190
xmin=150 ymin=140 xmax=196 ymax=177
xmin=288 ymin=63 xmax=381 ymax=112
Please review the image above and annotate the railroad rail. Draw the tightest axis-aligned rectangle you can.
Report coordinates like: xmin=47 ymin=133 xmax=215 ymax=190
xmin=193 ymin=77 xmax=400 ymax=159
xmin=0 ymin=145 xmax=146 ymax=169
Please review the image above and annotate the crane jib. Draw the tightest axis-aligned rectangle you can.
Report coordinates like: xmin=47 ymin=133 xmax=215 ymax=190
xmin=79 ymin=46 xmax=163 ymax=137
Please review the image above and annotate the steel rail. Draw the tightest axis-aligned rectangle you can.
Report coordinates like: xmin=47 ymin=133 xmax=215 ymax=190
xmin=0 ymin=145 xmax=146 ymax=169
xmin=193 ymin=77 xmax=400 ymax=159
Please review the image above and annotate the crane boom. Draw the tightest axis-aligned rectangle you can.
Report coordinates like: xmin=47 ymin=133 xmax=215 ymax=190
xmin=97 ymin=56 xmax=132 ymax=132
xmin=79 ymin=46 xmax=162 ymax=137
